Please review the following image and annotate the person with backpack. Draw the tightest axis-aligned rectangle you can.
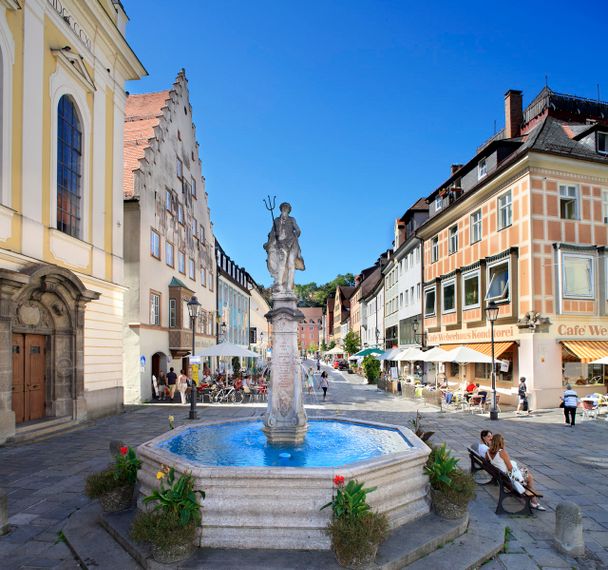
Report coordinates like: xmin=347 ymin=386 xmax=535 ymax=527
xmin=516 ymin=377 xmax=531 ymax=415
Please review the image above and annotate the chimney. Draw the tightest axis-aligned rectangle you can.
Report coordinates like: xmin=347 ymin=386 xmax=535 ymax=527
xmin=450 ymin=164 xmax=463 ymax=175
xmin=505 ymin=89 xmax=523 ymax=138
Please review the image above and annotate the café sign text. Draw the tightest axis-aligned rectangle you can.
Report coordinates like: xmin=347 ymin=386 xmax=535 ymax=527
xmin=557 ymin=324 xmax=608 ymax=337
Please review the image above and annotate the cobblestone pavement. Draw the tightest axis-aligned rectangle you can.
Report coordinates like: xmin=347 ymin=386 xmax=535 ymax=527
xmin=1 ymin=361 xmax=607 ymax=568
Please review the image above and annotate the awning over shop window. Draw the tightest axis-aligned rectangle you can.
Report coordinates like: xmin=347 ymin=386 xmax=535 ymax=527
xmin=560 ymin=341 xmax=608 ymax=363
xmin=437 ymin=342 xmax=516 ymax=359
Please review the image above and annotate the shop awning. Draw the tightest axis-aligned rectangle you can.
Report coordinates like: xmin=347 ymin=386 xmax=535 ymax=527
xmin=560 ymin=341 xmax=608 ymax=363
xmin=437 ymin=342 xmax=516 ymax=359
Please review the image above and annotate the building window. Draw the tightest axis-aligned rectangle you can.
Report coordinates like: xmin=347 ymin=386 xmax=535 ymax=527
xmin=177 ymin=157 xmax=183 ymax=180
xmin=431 ymin=236 xmax=439 ymax=263
xmin=478 ymin=158 xmax=487 ymax=179
xmin=442 ymin=280 xmax=456 ymax=313
xmin=598 ymin=132 xmax=608 ymax=154
xmin=165 ymin=189 xmax=171 ymax=211
xmin=178 ymin=203 xmax=184 ymax=224
xmin=165 ymin=241 xmax=174 ymax=267
xmin=463 ymin=271 xmax=480 ymax=308
xmin=200 ymin=225 xmax=206 ymax=243
xmin=169 ymin=298 xmax=177 ymax=328
xmin=497 ymin=190 xmax=512 ymax=230
xmin=486 ymin=260 xmax=509 ymax=302
xmin=448 ymin=225 xmax=458 ymax=254
xmin=424 ymin=288 xmax=436 ymax=317
xmin=57 ymin=95 xmax=82 ymax=238
xmin=191 ymin=176 xmax=197 ymax=198
xmin=435 ymin=195 xmax=442 ymax=211
xmin=150 ymin=292 xmax=160 ymax=326
xmin=188 ymin=258 xmax=195 ymax=280
xmin=209 ymin=270 xmax=214 ymax=291
xmin=191 ymin=219 xmax=197 ymax=237
xmin=470 ymin=209 xmax=482 ymax=244
xmin=416 ymin=283 xmax=420 ymax=300
xmin=150 ymin=229 xmax=160 ymax=259
xmin=201 ymin=266 xmax=207 ymax=287
xmin=562 ymin=254 xmax=594 ymax=299
xmin=602 ymin=190 xmax=608 ymax=223
xmin=178 ymin=251 xmax=185 ymax=274
xmin=559 ymin=184 xmax=579 ymax=220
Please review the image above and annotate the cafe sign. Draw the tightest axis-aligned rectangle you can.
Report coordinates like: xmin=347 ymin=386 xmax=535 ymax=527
xmin=556 ymin=324 xmax=608 ymax=338
xmin=47 ymin=0 xmax=92 ymax=52
xmin=427 ymin=325 xmax=516 ymax=345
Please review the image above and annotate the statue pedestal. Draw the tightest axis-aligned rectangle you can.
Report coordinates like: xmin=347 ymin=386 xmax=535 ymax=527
xmin=263 ymin=293 xmax=308 ymax=445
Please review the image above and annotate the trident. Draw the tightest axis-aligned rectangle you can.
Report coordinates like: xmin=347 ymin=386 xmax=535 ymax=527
xmin=263 ymin=195 xmax=279 ymax=242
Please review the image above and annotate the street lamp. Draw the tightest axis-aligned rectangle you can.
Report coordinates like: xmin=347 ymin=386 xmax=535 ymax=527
xmin=187 ymin=295 xmax=201 ymax=420
xmin=486 ymin=300 xmax=500 ymax=420
xmin=219 ymin=322 xmax=227 ymax=343
xmin=375 ymin=328 xmax=380 ymax=348
xmin=412 ymin=318 xmax=427 ymax=348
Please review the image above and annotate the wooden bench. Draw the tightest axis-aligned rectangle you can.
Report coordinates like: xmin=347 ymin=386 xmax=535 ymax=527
xmin=467 ymin=447 xmax=543 ymax=516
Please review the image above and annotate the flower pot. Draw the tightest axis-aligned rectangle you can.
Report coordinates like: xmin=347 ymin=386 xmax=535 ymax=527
xmin=151 ymin=541 xmax=195 ymax=564
xmin=334 ymin=544 xmax=378 ymax=569
xmin=430 ymin=488 xmax=468 ymax=520
xmin=98 ymin=484 xmax=134 ymax=513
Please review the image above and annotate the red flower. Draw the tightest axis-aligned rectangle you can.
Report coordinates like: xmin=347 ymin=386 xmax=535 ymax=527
xmin=333 ymin=475 xmax=345 ymax=487
xmin=119 ymin=446 xmax=128 ymax=456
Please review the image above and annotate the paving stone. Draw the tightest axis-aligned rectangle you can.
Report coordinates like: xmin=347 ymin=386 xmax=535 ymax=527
xmin=528 ymin=547 xmax=573 ymax=568
xmin=496 ymin=553 xmax=540 ymax=569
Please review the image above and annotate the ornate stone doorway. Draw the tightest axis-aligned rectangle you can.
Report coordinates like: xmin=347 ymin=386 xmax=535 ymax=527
xmin=0 ymin=264 xmax=99 ymax=442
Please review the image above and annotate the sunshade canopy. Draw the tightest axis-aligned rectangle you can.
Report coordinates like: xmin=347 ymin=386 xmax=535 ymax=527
xmin=196 ymin=342 xmax=259 ymax=358
xmin=353 ymin=348 xmax=384 ymax=357
xmin=591 ymin=356 xmax=608 ymax=365
xmin=441 ymin=345 xmax=493 ymax=364
xmin=396 ymin=347 xmax=426 ymax=361
xmin=421 ymin=346 xmax=451 ymax=362
xmin=325 ymin=346 xmax=345 ymax=355
xmin=379 ymin=348 xmax=400 ymax=361
xmin=561 ymin=341 xmax=608 ymax=364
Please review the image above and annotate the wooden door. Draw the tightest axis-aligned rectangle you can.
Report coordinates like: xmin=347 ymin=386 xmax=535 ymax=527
xmin=11 ymin=334 xmax=25 ymax=423
xmin=11 ymin=334 xmax=46 ymax=423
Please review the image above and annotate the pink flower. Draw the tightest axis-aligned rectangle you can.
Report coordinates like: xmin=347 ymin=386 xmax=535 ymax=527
xmin=333 ymin=475 xmax=345 ymax=487
xmin=119 ymin=446 xmax=128 ymax=456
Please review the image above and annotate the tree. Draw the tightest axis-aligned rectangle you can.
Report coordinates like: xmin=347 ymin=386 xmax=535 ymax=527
xmin=328 ymin=340 xmax=336 ymax=350
xmin=362 ymin=355 xmax=381 ymax=384
xmin=320 ymin=340 xmax=327 ymax=352
xmin=343 ymin=331 xmax=361 ymax=356
xmin=308 ymin=343 xmax=319 ymax=355
xmin=293 ymin=273 xmax=356 ymax=307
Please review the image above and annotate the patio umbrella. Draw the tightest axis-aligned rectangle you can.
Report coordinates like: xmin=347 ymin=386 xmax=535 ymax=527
xmin=421 ymin=346 xmax=451 ymax=362
xmin=196 ymin=342 xmax=260 ymax=358
xmin=591 ymin=356 xmax=608 ymax=365
xmin=353 ymin=347 xmax=384 ymax=357
xmin=325 ymin=346 xmax=345 ymax=355
xmin=379 ymin=348 xmax=400 ymax=361
xmin=396 ymin=347 xmax=426 ymax=361
xmin=442 ymin=346 xmax=493 ymax=364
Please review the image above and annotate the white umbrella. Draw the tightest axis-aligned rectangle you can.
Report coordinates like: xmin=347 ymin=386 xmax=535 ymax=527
xmin=379 ymin=348 xmax=400 ymax=361
xmin=422 ymin=346 xmax=451 ymax=362
xmin=396 ymin=347 xmax=426 ymax=361
xmin=443 ymin=346 xmax=493 ymax=364
xmin=196 ymin=342 xmax=260 ymax=358
xmin=325 ymin=346 xmax=345 ymax=355
xmin=591 ymin=356 xmax=608 ymax=365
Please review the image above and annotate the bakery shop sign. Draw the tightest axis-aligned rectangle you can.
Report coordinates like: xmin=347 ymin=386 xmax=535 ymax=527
xmin=557 ymin=324 xmax=608 ymax=337
xmin=47 ymin=0 xmax=92 ymax=52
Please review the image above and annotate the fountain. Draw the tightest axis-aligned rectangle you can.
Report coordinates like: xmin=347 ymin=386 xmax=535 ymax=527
xmin=136 ymin=202 xmax=431 ymax=550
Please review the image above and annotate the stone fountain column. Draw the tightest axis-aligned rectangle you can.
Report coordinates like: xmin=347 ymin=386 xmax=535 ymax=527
xmin=263 ymin=292 xmax=308 ymax=444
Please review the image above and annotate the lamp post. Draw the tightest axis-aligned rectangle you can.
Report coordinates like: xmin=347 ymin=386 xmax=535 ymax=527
xmin=375 ymin=328 xmax=380 ymax=348
xmin=411 ymin=317 xmax=427 ymax=348
xmin=486 ymin=300 xmax=500 ymax=420
xmin=187 ymin=295 xmax=201 ymax=420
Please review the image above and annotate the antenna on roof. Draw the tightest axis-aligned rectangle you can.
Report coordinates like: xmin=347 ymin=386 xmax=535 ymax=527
xmin=544 ymin=75 xmax=549 ymax=89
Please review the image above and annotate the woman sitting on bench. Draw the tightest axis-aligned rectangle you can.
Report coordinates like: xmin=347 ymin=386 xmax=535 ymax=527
xmin=487 ymin=434 xmax=546 ymax=511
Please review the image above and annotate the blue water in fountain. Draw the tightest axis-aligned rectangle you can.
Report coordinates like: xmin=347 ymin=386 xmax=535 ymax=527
xmin=158 ymin=419 xmax=412 ymax=468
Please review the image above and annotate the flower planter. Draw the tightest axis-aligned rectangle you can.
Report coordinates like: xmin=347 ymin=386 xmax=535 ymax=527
xmin=151 ymin=541 xmax=195 ymax=564
xmin=430 ymin=488 xmax=468 ymax=520
xmin=99 ymin=484 xmax=134 ymax=513
xmin=334 ymin=544 xmax=378 ymax=569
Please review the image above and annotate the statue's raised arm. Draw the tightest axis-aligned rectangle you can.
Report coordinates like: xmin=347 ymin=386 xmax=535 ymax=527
xmin=263 ymin=202 xmax=305 ymax=294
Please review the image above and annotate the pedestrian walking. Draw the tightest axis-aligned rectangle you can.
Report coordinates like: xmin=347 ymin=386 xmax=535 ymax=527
xmin=177 ymin=369 xmax=188 ymax=404
xmin=306 ymin=367 xmax=314 ymax=394
xmin=561 ymin=383 xmax=579 ymax=427
xmin=158 ymin=371 xmax=167 ymax=401
xmin=316 ymin=359 xmax=321 ymax=372
xmin=166 ymin=367 xmax=177 ymax=400
xmin=516 ymin=377 xmax=531 ymax=415
xmin=320 ymin=370 xmax=329 ymax=401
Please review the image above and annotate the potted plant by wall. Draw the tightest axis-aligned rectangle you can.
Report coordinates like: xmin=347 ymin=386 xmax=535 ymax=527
xmin=131 ymin=467 xmax=205 ymax=564
xmin=362 ymin=355 xmax=381 ymax=385
xmin=85 ymin=446 xmax=141 ymax=512
xmin=321 ymin=475 xmax=389 ymax=568
xmin=425 ymin=444 xmax=475 ymax=520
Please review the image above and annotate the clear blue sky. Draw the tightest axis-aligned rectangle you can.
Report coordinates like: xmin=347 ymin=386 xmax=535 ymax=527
xmin=125 ymin=0 xmax=606 ymax=287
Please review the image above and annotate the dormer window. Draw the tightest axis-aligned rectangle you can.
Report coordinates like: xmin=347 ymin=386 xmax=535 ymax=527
xmin=598 ymin=132 xmax=608 ymax=154
xmin=478 ymin=158 xmax=487 ymax=180
xmin=435 ymin=195 xmax=442 ymax=211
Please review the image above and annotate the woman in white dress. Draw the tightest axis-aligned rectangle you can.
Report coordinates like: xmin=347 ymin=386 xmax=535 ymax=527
xmin=487 ymin=434 xmax=545 ymax=510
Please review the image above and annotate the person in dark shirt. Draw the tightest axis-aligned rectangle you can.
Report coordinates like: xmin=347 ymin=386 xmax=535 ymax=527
xmin=166 ymin=367 xmax=177 ymax=400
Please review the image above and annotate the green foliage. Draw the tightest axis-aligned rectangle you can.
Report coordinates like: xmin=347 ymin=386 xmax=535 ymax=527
xmin=343 ymin=331 xmax=361 ymax=356
xmin=425 ymin=444 xmax=459 ymax=490
xmin=114 ymin=447 xmax=142 ymax=485
xmin=362 ymin=355 xmax=381 ymax=384
xmin=436 ymin=469 xmax=476 ymax=506
xmin=85 ymin=469 xmax=123 ymax=499
xmin=327 ymin=512 xmax=389 ymax=567
xmin=410 ymin=410 xmax=434 ymax=444
xmin=131 ymin=510 xmax=196 ymax=550
xmin=321 ymin=479 xmax=376 ymax=521
xmin=307 ymin=343 xmax=318 ymax=354
xmin=143 ymin=468 xmax=205 ymax=527
xmin=320 ymin=341 xmax=327 ymax=352
xmin=328 ymin=340 xmax=336 ymax=350
xmin=231 ymin=356 xmax=241 ymax=377
xmin=294 ymin=274 xmax=356 ymax=307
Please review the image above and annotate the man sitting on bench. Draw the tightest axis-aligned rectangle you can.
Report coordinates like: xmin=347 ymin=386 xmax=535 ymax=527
xmin=487 ymin=434 xmax=546 ymax=511
xmin=473 ymin=430 xmax=493 ymax=458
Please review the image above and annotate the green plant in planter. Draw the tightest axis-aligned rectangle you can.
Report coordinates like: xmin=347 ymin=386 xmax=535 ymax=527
xmin=131 ymin=467 xmax=205 ymax=563
xmin=321 ymin=475 xmax=389 ymax=568
xmin=425 ymin=444 xmax=475 ymax=519
xmin=362 ymin=355 xmax=381 ymax=385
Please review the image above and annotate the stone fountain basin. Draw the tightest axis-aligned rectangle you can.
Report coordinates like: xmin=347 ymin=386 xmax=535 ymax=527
xmin=136 ymin=417 xmax=431 ymax=550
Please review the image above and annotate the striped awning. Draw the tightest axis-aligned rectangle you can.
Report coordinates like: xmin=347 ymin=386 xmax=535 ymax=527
xmin=560 ymin=341 xmax=608 ymax=363
xmin=438 ymin=342 xmax=516 ymax=359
